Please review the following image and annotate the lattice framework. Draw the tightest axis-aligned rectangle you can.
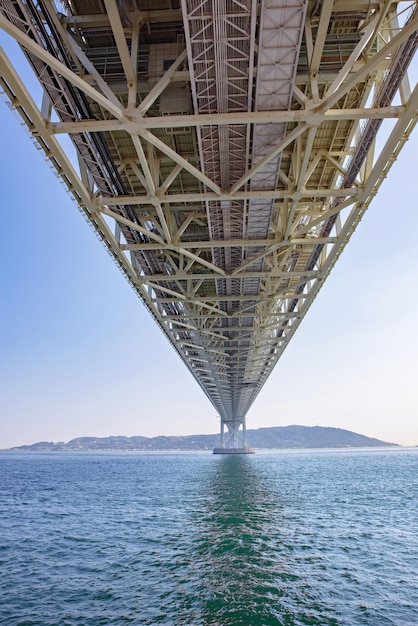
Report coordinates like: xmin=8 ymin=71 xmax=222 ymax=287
xmin=0 ymin=0 xmax=417 ymax=446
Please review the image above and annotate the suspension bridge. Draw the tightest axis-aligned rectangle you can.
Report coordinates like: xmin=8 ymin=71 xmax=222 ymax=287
xmin=1 ymin=0 xmax=417 ymax=452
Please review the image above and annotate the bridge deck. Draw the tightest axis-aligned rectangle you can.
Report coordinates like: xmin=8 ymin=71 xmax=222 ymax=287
xmin=0 ymin=0 xmax=417 ymax=448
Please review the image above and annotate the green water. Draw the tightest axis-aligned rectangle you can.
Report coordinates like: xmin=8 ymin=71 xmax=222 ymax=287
xmin=1 ymin=448 xmax=417 ymax=625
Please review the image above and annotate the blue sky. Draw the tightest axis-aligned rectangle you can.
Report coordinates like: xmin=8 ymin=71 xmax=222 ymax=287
xmin=1 ymin=35 xmax=417 ymax=448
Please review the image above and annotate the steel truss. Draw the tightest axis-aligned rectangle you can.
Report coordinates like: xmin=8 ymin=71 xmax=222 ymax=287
xmin=0 ymin=0 xmax=417 ymax=449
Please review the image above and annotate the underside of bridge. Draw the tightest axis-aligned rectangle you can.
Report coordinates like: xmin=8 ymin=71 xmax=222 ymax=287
xmin=1 ymin=0 xmax=417 ymax=451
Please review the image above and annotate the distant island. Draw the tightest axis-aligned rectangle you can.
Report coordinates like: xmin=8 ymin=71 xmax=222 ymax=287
xmin=9 ymin=426 xmax=398 ymax=451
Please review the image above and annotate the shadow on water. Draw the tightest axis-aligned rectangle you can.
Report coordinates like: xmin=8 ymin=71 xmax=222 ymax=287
xmin=178 ymin=454 xmax=341 ymax=626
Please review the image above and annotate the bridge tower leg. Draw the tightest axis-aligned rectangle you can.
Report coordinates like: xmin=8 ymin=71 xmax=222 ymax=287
xmin=213 ymin=416 xmax=254 ymax=454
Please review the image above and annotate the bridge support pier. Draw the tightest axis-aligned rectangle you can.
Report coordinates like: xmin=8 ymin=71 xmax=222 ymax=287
xmin=213 ymin=417 xmax=254 ymax=454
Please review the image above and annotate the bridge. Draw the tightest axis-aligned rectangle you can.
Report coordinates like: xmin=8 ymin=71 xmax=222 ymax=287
xmin=1 ymin=0 xmax=417 ymax=452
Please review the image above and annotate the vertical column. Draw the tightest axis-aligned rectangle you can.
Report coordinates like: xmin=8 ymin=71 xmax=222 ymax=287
xmin=213 ymin=416 xmax=254 ymax=454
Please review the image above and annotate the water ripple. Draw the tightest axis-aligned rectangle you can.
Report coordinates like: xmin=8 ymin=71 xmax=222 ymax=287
xmin=0 ymin=449 xmax=417 ymax=625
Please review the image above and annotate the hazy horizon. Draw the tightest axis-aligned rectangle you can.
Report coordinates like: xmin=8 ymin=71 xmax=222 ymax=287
xmin=1 ymin=423 xmax=409 ymax=451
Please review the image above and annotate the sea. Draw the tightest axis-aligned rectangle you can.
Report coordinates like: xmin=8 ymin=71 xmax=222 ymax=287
xmin=0 ymin=447 xmax=417 ymax=626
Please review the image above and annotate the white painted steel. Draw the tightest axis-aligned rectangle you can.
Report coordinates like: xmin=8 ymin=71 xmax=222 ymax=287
xmin=0 ymin=0 xmax=417 ymax=448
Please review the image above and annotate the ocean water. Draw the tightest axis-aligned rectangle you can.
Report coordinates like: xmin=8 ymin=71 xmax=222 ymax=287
xmin=0 ymin=448 xmax=417 ymax=625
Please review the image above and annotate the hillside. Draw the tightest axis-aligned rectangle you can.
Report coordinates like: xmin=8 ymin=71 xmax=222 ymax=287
xmin=10 ymin=426 xmax=397 ymax=451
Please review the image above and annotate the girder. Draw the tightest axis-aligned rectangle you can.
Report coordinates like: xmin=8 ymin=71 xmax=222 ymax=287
xmin=0 ymin=0 xmax=417 ymax=449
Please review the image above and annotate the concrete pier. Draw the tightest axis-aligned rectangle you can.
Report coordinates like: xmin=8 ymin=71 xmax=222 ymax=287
xmin=213 ymin=447 xmax=255 ymax=454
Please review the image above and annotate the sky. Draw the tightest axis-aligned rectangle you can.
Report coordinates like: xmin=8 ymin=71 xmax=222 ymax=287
xmin=1 ymin=33 xmax=417 ymax=448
